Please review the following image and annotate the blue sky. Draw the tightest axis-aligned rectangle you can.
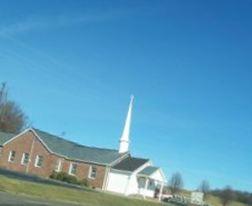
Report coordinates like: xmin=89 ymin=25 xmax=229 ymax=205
xmin=0 ymin=0 xmax=251 ymax=191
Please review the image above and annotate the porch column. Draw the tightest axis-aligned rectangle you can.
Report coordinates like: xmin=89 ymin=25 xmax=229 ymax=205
xmin=143 ymin=177 xmax=149 ymax=199
xmin=158 ymin=182 xmax=164 ymax=201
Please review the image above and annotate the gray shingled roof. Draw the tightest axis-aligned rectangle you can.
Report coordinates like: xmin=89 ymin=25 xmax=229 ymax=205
xmin=138 ymin=166 xmax=159 ymax=176
xmin=0 ymin=131 xmax=15 ymax=145
xmin=0 ymin=128 xmax=126 ymax=165
xmin=33 ymin=128 xmax=123 ymax=165
xmin=112 ymin=156 xmax=149 ymax=172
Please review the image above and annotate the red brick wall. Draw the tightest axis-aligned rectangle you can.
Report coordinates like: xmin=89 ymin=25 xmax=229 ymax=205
xmin=60 ymin=159 xmax=106 ymax=188
xmin=0 ymin=130 xmax=55 ymax=177
xmin=0 ymin=130 xmax=106 ymax=189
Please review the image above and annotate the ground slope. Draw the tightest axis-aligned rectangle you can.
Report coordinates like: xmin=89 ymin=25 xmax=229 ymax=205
xmin=0 ymin=175 xmax=165 ymax=206
xmin=206 ymin=195 xmax=248 ymax=206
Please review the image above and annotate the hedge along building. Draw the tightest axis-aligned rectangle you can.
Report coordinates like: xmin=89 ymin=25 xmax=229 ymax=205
xmin=0 ymin=96 xmax=166 ymax=198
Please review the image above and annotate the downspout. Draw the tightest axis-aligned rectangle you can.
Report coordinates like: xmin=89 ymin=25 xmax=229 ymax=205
xmin=26 ymin=135 xmax=35 ymax=174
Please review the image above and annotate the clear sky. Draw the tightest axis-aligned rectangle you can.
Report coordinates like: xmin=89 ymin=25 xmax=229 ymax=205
xmin=0 ymin=0 xmax=251 ymax=192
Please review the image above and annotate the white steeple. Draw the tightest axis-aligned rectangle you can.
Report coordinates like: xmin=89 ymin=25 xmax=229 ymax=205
xmin=119 ymin=95 xmax=134 ymax=154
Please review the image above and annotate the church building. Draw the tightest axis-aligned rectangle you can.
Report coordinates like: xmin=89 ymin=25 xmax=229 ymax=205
xmin=0 ymin=96 xmax=166 ymax=199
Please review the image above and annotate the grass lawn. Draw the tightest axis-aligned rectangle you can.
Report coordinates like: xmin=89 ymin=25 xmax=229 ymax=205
xmin=0 ymin=174 xmax=248 ymax=206
xmin=0 ymin=175 xmax=167 ymax=206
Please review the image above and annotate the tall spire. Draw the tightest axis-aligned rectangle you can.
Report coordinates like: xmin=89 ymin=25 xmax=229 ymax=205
xmin=119 ymin=95 xmax=134 ymax=154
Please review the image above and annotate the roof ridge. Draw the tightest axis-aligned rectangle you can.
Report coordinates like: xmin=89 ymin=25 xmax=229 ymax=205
xmin=33 ymin=128 xmax=118 ymax=152
xmin=142 ymin=166 xmax=160 ymax=169
xmin=129 ymin=155 xmax=150 ymax=161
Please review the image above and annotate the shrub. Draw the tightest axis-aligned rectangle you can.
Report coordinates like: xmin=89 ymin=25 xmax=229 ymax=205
xmin=79 ymin=178 xmax=89 ymax=187
xmin=49 ymin=171 xmax=57 ymax=179
xmin=50 ymin=171 xmax=83 ymax=185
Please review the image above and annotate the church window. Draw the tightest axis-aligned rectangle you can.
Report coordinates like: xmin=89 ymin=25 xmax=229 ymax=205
xmin=21 ymin=153 xmax=30 ymax=165
xmin=88 ymin=166 xmax=97 ymax=179
xmin=55 ymin=159 xmax=62 ymax=172
xmin=35 ymin=155 xmax=44 ymax=167
xmin=8 ymin=150 xmax=16 ymax=162
xmin=69 ymin=163 xmax=77 ymax=175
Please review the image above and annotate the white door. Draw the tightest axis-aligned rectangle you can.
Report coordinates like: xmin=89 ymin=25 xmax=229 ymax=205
xmin=106 ymin=171 xmax=129 ymax=194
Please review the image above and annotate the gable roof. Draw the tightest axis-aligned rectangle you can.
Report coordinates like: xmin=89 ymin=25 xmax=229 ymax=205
xmin=33 ymin=128 xmax=125 ymax=165
xmin=0 ymin=131 xmax=15 ymax=145
xmin=0 ymin=128 xmax=126 ymax=165
xmin=112 ymin=156 xmax=149 ymax=172
xmin=138 ymin=166 xmax=159 ymax=176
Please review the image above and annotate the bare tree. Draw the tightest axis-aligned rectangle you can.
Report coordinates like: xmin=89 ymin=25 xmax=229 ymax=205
xmin=199 ymin=180 xmax=210 ymax=200
xmin=0 ymin=83 xmax=27 ymax=133
xmin=0 ymin=82 xmax=7 ymax=105
xmin=219 ymin=186 xmax=235 ymax=206
xmin=169 ymin=172 xmax=183 ymax=194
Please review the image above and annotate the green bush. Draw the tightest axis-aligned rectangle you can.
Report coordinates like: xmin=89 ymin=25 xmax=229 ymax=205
xmin=79 ymin=178 xmax=89 ymax=187
xmin=49 ymin=171 xmax=88 ymax=186
xmin=49 ymin=171 xmax=57 ymax=179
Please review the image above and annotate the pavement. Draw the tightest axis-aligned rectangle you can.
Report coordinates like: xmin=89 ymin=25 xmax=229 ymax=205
xmin=0 ymin=191 xmax=82 ymax=206
xmin=0 ymin=168 xmax=83 ymax=190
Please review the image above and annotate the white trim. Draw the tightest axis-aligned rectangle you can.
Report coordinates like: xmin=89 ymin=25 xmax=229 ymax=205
xmin=110 ymin=168 xmax=132 ymax=175
xmin=68 ymin=163 xmax=72 ymax=175
xmin=34 ymin=155 xmax=39 ymax=167
xmin=159 ymin=182 xmax=164 ymax=201
xmin=34 ymin=155 xmax=43 ymax=168
xmin=102 ymin=166 xmax=110 ymax=190
xmin=30 ymin=128 xmax=54 ymax=153
xmin=158 ymin=168 xmax=167 ymax=183
xmin=3 ymin=128 xmax=60 ymax=155
xmin=110 ymin=152 xmax=130 ymax=166
xmin=137 ymin=168 xmax=167 ymax=184
xmin=21 ymin=152 xmax=30 ymax=165
xmin=31 ymin=128 xmax=124 ymax=166
xmin=143 ymin=178 xmax=149 ymax=199
xmin=88 ymin=165 xmax=97 ymax=179
xmin=132 ymin=161 xmax=151 ymax=175
xmin=8 ymin=150 xmax=15 ymax=162
xmin=55 ymin=159 xmax=62 ymax=172
xmin=3 ymin=129 xmax=30 ymax=146
xmin=3 ymin=128 xmax=124 ymax=166
xmin=110 ymin=160 xmax=151 ymax=176
xmin=68 ymin=162 xmax=77 ymax=175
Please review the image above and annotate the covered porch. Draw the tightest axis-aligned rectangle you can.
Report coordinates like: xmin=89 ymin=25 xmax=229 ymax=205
xmin=136 ymin=166 xmax=167 ymax=201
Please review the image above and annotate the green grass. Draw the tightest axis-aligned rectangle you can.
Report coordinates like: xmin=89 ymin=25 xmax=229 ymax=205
xmin=0 ymin=175 xmax=166 ymax=206
xmin=206 ymin=195 xmax=248 ymax=206
xmin=0 ymin=174 xmax=247 ymax=206
xmin=180 ymin=189 xmax=248 ymax=206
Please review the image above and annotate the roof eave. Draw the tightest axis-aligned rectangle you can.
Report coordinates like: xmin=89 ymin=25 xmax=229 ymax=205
xmin=32 ymin=128 xmax=118 ymax=166
xmin=3 ymin=128 xmax=119 ymax=166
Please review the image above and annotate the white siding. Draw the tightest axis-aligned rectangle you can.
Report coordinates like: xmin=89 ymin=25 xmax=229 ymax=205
xmin=150 ymin=169 xmax=165 ymax=182
xmin=106 ymin=170 xmax=130 ymax=194
xmin=139 ymin=187 xmax=155 ymax=197
xmin=105 ymin=162 xmax=166 ymax=199
xmin=125 ymin=174 xmax=138 ymax=195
